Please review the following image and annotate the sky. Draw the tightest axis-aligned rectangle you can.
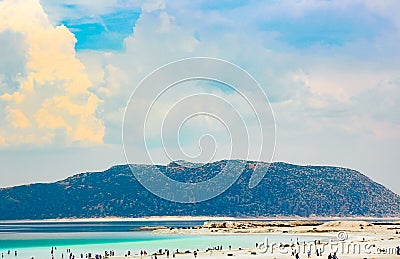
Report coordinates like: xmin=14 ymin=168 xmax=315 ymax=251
xmin=0 ymin=0 xmax=399 ymax=195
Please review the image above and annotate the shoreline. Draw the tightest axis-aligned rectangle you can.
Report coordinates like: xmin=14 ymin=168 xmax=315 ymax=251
xmin=1 ymin=220 xmax=400 ymax=259
xmin=4 ymin=230 xmax=398 ymax=259
xmin=1 ymin=216 xmax=400 ymax=223
xmin=150 ymin=220 xmax=400 ymax=235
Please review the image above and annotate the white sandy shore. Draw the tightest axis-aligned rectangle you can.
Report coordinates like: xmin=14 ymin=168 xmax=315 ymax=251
xmin=2 ymin=219 xmax=399 ymax=259
xmin=144 ymin=220 xmax=400 ymax=259
xmin=75 ymin=220 xmax=399 ymax=259
xmin=109 ymin=248 xmax=399 ymax=259
xmin=108 ymin=227 xmax=400 ymax=259
xmin=152 ymin=220 xmax=400 ymax=235
xmin=109 ymin=250 xmax=400 ymax=259
xmin=107 ymin=229 xmax=400 ymax=259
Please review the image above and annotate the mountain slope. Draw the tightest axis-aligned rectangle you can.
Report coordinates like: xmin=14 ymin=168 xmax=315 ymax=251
xmin=0 ymin=160 xmax=399 ymax=219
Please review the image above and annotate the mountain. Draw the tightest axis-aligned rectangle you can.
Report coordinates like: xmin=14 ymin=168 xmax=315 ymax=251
xmin=0 ymin=160 xmax=399 ymax=220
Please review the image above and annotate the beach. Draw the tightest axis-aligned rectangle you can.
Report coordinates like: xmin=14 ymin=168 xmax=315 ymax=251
xmin=1 ymin=219 xmax=399 ymax=259
xmin=106 ymin=246 xmax=400 ymax=259
xmin=149 ymin=220 xmax=400 ymax=259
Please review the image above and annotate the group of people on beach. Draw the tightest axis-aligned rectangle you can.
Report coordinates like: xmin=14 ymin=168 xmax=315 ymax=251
xmin=289 ymin=248 xmax=339 ymax=259
xmin=1 ymin=250 xmax=17 ymax=258
xmin=49 ymin=247 xmax=117 ymax=259
xmin=3 ymin=241 xmax=400 ymax=259
xmin=326 ymin=252 xmax=339 ymax=259
xmin=42 ymin=247 xmax=202 ymax=259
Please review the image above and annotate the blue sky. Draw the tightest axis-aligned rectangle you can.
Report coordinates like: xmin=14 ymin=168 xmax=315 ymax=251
xmin=61 ymin=9 xmax=141 ymax=51
xmin=259 ymin=9 xmax=378 ymax=47
xmin=55 ymin=1 xmax=389 ymax=52
xmin=0 ymin=0 xmax=399 ymax=195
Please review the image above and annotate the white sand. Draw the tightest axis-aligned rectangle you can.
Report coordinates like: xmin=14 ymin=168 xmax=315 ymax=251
xmin=108 ymin=245 xmax=400 ymax=259
xmin=4 ymin=219 xmax=399 ymax=259
xmin=146 ymin=220 xmax=400 ymax=259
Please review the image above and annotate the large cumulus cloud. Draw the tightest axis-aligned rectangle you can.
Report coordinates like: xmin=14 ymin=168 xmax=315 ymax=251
xmin=0 ymin=0 xmax=104 ymax=146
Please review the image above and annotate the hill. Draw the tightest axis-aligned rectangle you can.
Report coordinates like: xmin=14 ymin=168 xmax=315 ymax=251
xmin=0 ymin=160 xmax=399 ymax=219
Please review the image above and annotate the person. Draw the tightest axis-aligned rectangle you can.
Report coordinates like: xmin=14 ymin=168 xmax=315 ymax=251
xmin=307 ymin=250 xmax=311 ymax=258
xmin=332 ymin=252 xmax=338 ymax=259
xmin=295 ymin=252 xmax=300 ymax=259
xmin=194 ymin=251 xmax=197 ymax=258
xmin=327 ymin=253 xmax=332 ymax=259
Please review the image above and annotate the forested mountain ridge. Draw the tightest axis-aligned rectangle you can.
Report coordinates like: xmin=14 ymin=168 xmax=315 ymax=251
xmin=1 ymin=160 xmax=399 ymax=220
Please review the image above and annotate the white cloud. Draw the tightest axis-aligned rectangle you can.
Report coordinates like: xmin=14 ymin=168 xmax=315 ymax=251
xmin=142 ymin=0 xmax=166 ymax=13
xmin=0 ymin=30 xmax=27 ymax=95
xmin=0 ymin=0 xmax=104 ymax=147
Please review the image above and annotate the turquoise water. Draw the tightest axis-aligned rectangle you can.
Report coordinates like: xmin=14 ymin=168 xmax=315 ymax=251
xmin=0 ymin=221 xmax=325 ymax=259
